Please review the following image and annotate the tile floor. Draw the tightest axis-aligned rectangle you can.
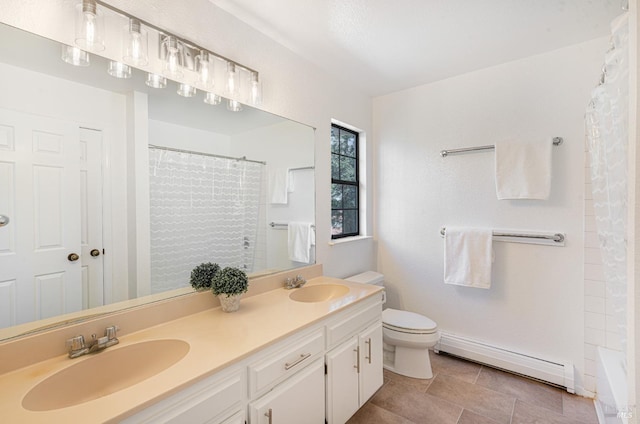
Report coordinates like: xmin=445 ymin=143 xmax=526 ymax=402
xmin=347 ymin=351 xmax=599 ymax=424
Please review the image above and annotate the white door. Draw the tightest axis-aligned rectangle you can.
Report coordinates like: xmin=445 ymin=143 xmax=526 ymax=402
xmin=249 ymin=359 xmax=325 ymax=424
xmin=326 ymin=337 xmax=360 ymax=424
xmin=359 ymin=322 xmax=384 ymax=405
xmin=0 ymin=109 xmax=103 ymax=328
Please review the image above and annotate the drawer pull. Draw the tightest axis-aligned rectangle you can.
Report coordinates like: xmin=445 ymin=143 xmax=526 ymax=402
xmin=265 ymin=408 xmax=273 ymax=424
xmin=354 ymin=346 xmax=360 ymax=372
xmin=365 ymin=338 xmax=372 ymax=364
xmin=284 ymin=352 xmax=311 ymax=370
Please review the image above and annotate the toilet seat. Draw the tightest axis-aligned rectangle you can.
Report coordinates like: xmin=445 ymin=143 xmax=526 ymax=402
xmin=382 ymin=308 xmax=437 ymax=334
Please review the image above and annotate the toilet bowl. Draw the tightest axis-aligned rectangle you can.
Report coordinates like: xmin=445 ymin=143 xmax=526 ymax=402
xmin=345 ymin=271 xmax=440 ymax=379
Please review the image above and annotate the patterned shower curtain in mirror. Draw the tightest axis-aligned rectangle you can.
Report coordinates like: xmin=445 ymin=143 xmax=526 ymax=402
xmin=148 ymin=147 xmax=264 ymax=294
xmin=584 ymin=13 xmax=628 ymax=362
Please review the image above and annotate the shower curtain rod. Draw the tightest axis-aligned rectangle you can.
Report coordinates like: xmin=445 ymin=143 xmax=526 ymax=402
xmin=148 ymin=144 xmax=266 ymax=165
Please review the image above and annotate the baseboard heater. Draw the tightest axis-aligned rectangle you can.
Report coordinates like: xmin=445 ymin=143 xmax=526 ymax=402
xmin=436 ymin=332 xmax=575 ymax=393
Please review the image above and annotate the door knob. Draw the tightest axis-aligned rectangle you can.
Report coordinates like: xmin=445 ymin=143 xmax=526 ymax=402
xmin=0 ymin=214 xmax=9 ymax=227
xmin=67 ymin=253 xmax=80 ymax=262
xmin=90 ymin=249 xmax=101 ymax=257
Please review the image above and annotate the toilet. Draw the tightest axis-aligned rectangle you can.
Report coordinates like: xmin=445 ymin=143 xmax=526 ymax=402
xmin=346 ymin=271 xmax=440 ymax=379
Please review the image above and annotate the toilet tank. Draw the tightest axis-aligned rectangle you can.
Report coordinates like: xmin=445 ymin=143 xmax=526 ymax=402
xmin=345 ymin=271 xmax=384 ymax=286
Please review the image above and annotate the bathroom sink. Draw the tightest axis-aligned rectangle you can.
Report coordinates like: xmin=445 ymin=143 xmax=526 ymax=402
xmin=22 ymin=339 xmax=189 ymax=411
xmin=289 ymin=284 xmax=350 ymax=303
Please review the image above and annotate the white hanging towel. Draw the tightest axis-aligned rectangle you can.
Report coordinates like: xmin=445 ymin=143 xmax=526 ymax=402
xmin=269 ymin=168 xmax=290 ymax=204
xmin=288 ymin=222 xmax=313 ymax=263
xmin=495 ymin=139 xmax=552 ymax=200
xmin=444 ymin=227 xmax=493 ymax=289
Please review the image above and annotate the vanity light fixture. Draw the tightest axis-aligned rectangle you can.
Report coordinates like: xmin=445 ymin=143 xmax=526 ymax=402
xmin=107 ymin=60 xmax=132 ymax=78
xmin=227 ymin=99 xmax=243 ymax=112
xmin=177 ymin=83 xmax=196 ymax=97
xmin=204 ymin=92 xmax=222 ymax=105
xmin=146 ymin=73 xmax=167 ymax=88
xmin=123 ymin=18 xmax=148 ymax=66
xmin=162 ymin=35 xmax=184 ymax=79
xmin=75 ymin=0 xmax=105 ymax=52
xmin=195 ymin=50 xmax=214 ymax=89
xmin=61 ymin=45 xmax=90 ymax=67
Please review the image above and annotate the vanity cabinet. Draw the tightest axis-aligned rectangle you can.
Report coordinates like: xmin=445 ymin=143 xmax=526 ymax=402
xmin=325 ymin=302 xmax=384 ymax=424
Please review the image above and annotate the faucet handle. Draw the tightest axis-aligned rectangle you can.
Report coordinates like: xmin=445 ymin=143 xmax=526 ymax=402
xmin=66 ymin=335 xmax=85 ymax=351
xmin=105 ymin=325 xmax=119 ymax=340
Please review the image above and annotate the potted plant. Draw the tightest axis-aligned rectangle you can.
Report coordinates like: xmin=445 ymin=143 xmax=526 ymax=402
xmin=189 ymin=262 xmax=220 ymax=291
xmin=211 ymin=266 xmax=249 ymax=312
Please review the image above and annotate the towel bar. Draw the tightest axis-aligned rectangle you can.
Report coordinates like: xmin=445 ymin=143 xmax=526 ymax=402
xmin=440 ymin=227 xmax=564 ymax=243
xmin=270 ymin=222 xmax=316 ymax=229
xmin=440 ymin=137 xmax=563 ymax=157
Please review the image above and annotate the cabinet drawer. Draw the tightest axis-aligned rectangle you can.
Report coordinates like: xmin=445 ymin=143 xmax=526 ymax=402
xmin=326 ymin=300 xmax=381 ymax=348
xmin=249 ymin=329 xmax=324 ymax=397
xmin=121 ymin=369 xmax=244 ymax=424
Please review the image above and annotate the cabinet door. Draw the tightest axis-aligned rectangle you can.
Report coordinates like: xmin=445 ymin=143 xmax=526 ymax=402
xmin=326 ymin=337 xmax=359 ymax=424
xmin=249 ymin=359 xmax=325 ymax=424
xmin=359 ymin=322 xmax=384 ymax=405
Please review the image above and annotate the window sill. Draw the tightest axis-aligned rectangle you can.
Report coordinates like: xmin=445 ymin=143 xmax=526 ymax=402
xmin=328 ymin=235 xmax=372 ymax=246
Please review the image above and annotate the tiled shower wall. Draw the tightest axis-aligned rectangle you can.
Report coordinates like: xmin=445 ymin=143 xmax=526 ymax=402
xmin=583 ymin=149 xmax=623 ymax=394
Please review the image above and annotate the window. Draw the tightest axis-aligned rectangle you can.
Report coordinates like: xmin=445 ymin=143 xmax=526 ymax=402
xmin=331 ymin=124 xmax=359 ymax=238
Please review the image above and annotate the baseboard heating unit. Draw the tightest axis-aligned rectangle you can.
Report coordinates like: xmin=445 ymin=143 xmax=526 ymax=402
xmin=436 ymin=332 xmax=575 ymax=393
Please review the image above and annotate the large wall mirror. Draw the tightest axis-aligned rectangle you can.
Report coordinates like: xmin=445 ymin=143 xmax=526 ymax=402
xmin=0 ymin=22 xmax=315 ymax=340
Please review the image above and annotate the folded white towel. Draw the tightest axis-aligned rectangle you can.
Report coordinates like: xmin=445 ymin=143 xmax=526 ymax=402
xmin=495 ymin=139 xmax=552 ymax=200
xmin=444 ymin=227 xmax=493 ymax=289
xmin=269 ymin=168 xmax=290 ymax=204
xmin=288 ymin=222 xmax=313 ymax=263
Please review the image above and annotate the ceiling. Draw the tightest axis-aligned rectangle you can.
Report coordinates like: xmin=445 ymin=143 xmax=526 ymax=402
xmin=209 ymin=0 xmax=624 ymax=97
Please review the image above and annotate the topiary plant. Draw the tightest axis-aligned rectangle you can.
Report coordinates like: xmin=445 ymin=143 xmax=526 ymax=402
xmin=189 ymin=262 xmax=220 ymax=291
xmin=211 ymin=266 xmax=249 ymax=297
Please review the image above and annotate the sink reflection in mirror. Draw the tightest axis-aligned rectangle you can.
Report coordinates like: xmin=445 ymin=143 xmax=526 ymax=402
xmin=0 ymin=21 xmax=315 ymax=341
xmin=22 ymin=339 xmax=190 ymax=411
xmin=288 ymin=284 xmax=350 ymax=303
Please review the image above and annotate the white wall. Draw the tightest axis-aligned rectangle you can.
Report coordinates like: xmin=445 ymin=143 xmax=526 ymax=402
xmin=148 ymin=120 xmax=232 ymax=154
xmin=373 ymin=38 xmax=608 ymax=395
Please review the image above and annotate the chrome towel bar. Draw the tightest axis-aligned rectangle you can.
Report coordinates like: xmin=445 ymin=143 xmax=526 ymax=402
xmin=440 ymin=137 xmax=563 ymax=157
xmin=440 ymin=227 xmax=565 ymax=243
xmin=270 ymin=222 xmax=316 ymax=229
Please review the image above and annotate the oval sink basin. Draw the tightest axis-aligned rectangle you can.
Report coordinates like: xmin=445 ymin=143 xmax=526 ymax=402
xmin=289 ymin=284 xmax=350 ymax=303
xmin=22 ymin=339 xmax=189 ymax=411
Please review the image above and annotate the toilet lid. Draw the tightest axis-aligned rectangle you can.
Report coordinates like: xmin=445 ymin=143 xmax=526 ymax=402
xmin=382 ymin=308 xmax=437 ymax=332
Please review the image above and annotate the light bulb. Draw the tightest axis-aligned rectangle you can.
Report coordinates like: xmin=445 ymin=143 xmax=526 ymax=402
xmin=249 ymin=72 xmax=262 ymax=106
xmin=225 ymin=62 xmax=239 ymax=96
xmin=195 ymin=50 xmax=214 ymax=88
xmin=162 ymin=36 xmax=183 ymax=79
xmin=123 ymin=19 xmax=148 ymax=65
xmin=75 ymin=0 xmax=105 ymax=51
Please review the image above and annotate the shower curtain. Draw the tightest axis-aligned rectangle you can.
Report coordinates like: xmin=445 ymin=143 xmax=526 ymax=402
xmin=148 ymin=147 xmax=264 ymax=294
xmin=585 ymin=13 xmax=629 ymax=361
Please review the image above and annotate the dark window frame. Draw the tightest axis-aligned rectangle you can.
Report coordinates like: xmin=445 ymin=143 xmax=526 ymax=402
xmin=331 ymin=124 xmax=359 ymax=239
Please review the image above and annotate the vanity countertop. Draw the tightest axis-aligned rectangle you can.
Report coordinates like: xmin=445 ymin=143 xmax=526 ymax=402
xmin=0 ymin=276 xmax=382 ymax=423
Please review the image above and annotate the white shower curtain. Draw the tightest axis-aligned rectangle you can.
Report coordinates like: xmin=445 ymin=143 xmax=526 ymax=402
xmin=148 ymin=148 xmax=264 ymax=294
xmin=585 ymin=13 xmax=629 ymax=361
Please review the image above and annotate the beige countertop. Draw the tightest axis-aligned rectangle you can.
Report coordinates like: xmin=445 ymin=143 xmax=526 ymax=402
xmin=0 ymin=276 xmax=382 ymax=423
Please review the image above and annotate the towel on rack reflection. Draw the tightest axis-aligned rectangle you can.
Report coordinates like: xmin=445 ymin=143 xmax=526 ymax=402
xmin=444 ymin=227 xmax=493 ymax=289
xmin=288 ymin=222 xmax=313 ymax=263
xmin=269 ymin=168 xmax=291 ymax=204
xmin=495 ymin=139 xmax=552 ymax=200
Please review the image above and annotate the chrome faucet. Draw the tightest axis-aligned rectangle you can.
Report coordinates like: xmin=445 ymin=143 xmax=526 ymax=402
xmin=284 ymin=275 xmax=307 ymax=289
xmin=66 ymin=325 xmax=119 ymax=358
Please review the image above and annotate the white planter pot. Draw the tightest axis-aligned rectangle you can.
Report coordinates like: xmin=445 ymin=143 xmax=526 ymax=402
xmin=218 ymin=293 xmax=242 ymax=312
